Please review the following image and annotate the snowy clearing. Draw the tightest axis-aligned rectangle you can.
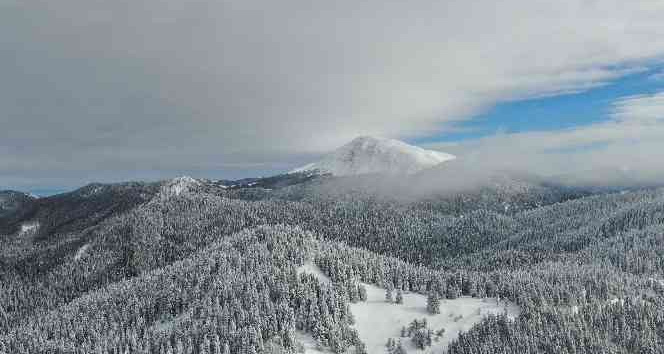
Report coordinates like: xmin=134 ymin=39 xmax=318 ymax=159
xmin=297 ymin=262 xmax=331 ymax=284
xmin=298 ymin=262 xmax=519 ymax=353
xmin=351 ymin=283 xmax=518 ymax=353
xmin=295 ymin=331 xmax=333 ymax=354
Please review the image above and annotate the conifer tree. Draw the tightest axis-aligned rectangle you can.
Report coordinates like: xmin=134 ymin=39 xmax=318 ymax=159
xmin=385 ymin=288 xmax=393 ymax=303
xmin=426 ymin=293 xmax=440 ymax=314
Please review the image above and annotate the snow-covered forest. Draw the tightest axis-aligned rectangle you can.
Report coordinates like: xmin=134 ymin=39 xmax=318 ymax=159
xmin=1 ymin=174 xmax=664 ymax=353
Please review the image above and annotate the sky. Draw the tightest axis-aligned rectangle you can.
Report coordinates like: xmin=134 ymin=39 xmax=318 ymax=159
xmin=2 ymin=0 xmax=664 ymax=194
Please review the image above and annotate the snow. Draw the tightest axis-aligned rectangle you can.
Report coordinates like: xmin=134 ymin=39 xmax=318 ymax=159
xmin=297 ymin=262 xmax=331 ymax=284
xmin=291 ymin=136 xmax=455 ymax=176
xmin=81 ymin=186 xmax=104 ymax=198
xmin=151 ymin=312 xmax=191 ymax=334
xmin=19 ymin=222 xmax=39 ymax=236
xmin=295 ymin=332 xmax=333 ymax=354
xmin=23 ymin=192 xmax=40 ymax=199
xmin=648 ymin=277 xmax=664 ymax=288
xmin=298 ymin=262 xmax=519 ymax=353
xmin=160 ymin=176 xmax=201 ymax=196
xmin=74 ymin=243 xmax=90 ymax=261
xmin=350 ymin=283 xmax=518 ymax=353
xmin=571 ymin=305 xmax=579 ymax=315
xmin=609 ymin=298 xmax=625 ymax=306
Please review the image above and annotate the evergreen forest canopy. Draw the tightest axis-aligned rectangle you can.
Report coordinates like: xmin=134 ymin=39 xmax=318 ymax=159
xmin=1 ymin=172 xmax=664 ymax=353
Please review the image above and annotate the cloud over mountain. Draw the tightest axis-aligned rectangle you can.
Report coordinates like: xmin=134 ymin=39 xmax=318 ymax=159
xmin=426 ymin=91 xmax=664 ymax=186
xmin=2 ymin=0 xmax=664 ymax=188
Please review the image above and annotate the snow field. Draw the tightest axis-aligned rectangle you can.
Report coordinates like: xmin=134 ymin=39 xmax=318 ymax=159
xmin=298 ymin=262 xmax=519 ymax=353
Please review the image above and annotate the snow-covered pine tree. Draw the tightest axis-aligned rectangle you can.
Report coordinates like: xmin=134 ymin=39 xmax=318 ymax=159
xmin=426 ymin=293 xmax=440 ymax=314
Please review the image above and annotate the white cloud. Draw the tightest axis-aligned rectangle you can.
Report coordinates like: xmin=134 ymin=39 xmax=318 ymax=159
xmin=425 ymin=91 xmax=664 ymax=185
xmin=2 ymin=0 xmax=664 ymax=186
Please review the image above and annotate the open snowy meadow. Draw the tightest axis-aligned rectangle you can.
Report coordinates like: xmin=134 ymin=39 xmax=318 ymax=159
xmin=298 ymin=262 xmax=519 ymax=353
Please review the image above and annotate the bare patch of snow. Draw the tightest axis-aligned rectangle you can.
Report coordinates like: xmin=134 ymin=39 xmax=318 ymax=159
xmin=19 ymin=222 xmax=39 ymax=236
xmin=297 ymin=262 xmax=331 ymax=284
xmin=571 ymin=305 xmax=579 ymax=315
xmin=74 ymin=243 xmax=90 ymax=261
xmin=151 ymin=312 xmax=191 ymax=334
xmin=609 ymin=298 xmax=625 ymax=306
xmin=295 ymin=331 xmax=334 ymax=354
xmin=298 ymin=262 xmax=519 ymax=353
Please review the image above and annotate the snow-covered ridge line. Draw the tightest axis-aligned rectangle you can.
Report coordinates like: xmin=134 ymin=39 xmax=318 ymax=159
xmin=291 ymin=136 xmax=455 ymax=177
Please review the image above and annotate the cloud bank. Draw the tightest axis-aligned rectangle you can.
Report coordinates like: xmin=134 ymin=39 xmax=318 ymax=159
xmin=426 ymin=91 xmax=664 ymax=186
xmin=2 ymin=0 xmax=664 ymax=188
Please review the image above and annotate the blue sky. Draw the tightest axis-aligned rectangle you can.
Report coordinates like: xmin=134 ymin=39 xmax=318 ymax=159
xmin=415 ymin=66 xmax=664 ymax=144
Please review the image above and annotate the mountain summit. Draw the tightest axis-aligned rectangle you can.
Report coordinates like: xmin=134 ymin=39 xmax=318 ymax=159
xmin=291 ymin=136 xmax=455 ymax=176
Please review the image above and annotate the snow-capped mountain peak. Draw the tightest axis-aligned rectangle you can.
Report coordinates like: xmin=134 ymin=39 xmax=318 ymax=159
xmin=291 ymin=136 xmax=455 ymax=176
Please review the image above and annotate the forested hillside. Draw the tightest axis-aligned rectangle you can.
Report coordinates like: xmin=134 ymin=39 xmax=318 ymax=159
xmin=1 ymin=176 xmax=663 ymax=353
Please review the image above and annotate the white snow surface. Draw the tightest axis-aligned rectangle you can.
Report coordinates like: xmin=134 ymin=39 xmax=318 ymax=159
xmin=298 ymin=262 xmax=519 ymax=353
xmin=291 ymin=136 xmax=455 ymax=176
xmin=19 ymin=222 xmax=39 ymax=236
xmin=160 ymin=176 xmax=201 ymax=196
xmin=297 ymin=262 xmax=332 ymax=284
xmin=609 ymin=298 xmax=625 ymax=306
xmin=74 ymin=244 xmax=90 ymax=261
xmin=295 ymin=332 xmax=332 ymax=354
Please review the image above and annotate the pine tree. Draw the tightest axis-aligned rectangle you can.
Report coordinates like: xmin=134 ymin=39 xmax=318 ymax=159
xmin=213 ymin=336 xmax=222 ymax=354
xmin=395 ymin=290 xmax=403 ymax=304
xmin=426 ymin=293 xmax=440 ymax=314
xmin=355 ymin=341 xmax=368 ymax=354
xmin=395 ymin=340 xmax=407 ymax=354
xmin=386 ymin=338 xmax=395 ymax=352
xmin=400 ymin=326 xmax=408 ymax=337
xmin=358 ymin=285 xmax=368 ymax=302
xmin=385 ymin=288 xmax=393 ymax=303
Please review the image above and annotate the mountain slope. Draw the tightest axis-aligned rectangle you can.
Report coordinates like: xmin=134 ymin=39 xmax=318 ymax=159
xmin=3 ymin=177 xmax=664 ymax=353
xmin=0 ymin=191 xmax=37 ymax=235
xmin=291 ymin=136 xmax=455 ymax=176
